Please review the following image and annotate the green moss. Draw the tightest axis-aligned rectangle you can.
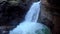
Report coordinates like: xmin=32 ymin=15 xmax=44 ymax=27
xmin=35 ymin=29 xmax=41 ymax=34
xmin=35 ymin=25 xmax=51 ymax=34
xmin=42 ymin=25 xmax=51 ymax=34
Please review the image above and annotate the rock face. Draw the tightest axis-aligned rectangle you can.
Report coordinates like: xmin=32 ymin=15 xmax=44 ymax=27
xmin=38 ymin=0 xmax=60 ymax=34
xmin=0 ymin=1 xmax=27 ymax=26
xmin=52 ymin=16 xmax=60 ymax=34
xmin=38 ymin=4 xmax=53 ymax=29
xmin=38 ymin=0 xmax=53 ymax=30
xmin=0 ymin=1 xmax=28 ymax=34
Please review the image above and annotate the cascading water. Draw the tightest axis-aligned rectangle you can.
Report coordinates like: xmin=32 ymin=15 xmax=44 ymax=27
xmin=25 ymin=1 xmax=40 ymax=22
xmin=9 ymin=1 xmax=51 ymax=34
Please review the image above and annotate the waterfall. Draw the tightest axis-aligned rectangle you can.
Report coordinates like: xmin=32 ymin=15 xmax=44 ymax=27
xmin=9 ymin=1 xmax=51 ymax=34
xmin=25 ymin=1 xmax=40 ymax=22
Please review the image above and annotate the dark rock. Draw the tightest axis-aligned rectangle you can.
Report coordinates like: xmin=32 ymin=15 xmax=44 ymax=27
xmin=0 ymin=1 xmax=28 ymax=32
xmin=38 ymin=0 xmax=60 ymax=34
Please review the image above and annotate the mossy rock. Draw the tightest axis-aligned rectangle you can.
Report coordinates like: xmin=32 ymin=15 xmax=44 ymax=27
xmin=35 ymin=25 xmax=51 ymax=34
xmin=8 ymin=1 xmax=19 ymax=6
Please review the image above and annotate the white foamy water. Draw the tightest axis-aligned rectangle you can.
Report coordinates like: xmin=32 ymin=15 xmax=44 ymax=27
xmin=25 ymin=1 xmax=40 ymax=22
xmin=9 ymin=1 xmax=51 ymax=34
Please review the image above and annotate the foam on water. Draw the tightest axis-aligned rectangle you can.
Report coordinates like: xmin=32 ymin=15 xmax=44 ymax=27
xmin=10 ymin=21 xmax=51 ymax=34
